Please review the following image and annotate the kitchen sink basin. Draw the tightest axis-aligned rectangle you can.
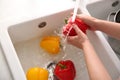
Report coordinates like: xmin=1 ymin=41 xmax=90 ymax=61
xmin=86 ymin=0 xmax=120 ymax=59
xmin=0 ymin=7 xmax=120 ymax=80
xmin=3 ymin=8 xmax=90 ymax=80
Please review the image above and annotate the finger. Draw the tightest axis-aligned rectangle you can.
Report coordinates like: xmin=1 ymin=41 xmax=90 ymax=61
xmin=67 ymin=36 xmax=77 ymax=41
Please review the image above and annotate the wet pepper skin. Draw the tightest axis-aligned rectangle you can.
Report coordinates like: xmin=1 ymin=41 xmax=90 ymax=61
xmin=54 ymin=60 xmax=76 ymax=80
xmin=63 ymin=17 xmax=89 ymax=36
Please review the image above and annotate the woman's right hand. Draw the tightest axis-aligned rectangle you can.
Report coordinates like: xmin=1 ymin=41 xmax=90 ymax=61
xmin=67 ymin=24 xmax=89 ymax=49
xmin=76 ymin=14 xmax=98 ymax=31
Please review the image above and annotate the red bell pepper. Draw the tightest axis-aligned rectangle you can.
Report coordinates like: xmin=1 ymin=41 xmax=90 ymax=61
xmin=54 ymin=60 xmax=76 ymax=80
xmin=63 ymin=17 xmax=89 ymax=36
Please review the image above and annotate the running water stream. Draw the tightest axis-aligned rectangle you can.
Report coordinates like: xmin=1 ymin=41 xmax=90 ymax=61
xmin=47 ymin=0 xmax=80 ymax=79
xmin=61 ymin=0 xmax=80 ymax=57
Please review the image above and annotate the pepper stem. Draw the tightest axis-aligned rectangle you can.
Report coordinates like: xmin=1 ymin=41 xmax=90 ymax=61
xmin=64 ymin=18 xmax=68 ymax=24
xmin=58 ymin=63 xmax=66 ymax=69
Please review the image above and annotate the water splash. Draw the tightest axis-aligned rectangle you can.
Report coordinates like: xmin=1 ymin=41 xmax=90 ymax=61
xmin=62 ymin=0 xmax=80 ymax=51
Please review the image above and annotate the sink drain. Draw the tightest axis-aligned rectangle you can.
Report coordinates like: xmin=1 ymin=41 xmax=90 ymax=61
xmin=38 ymin=21 xmax=47 ymax=28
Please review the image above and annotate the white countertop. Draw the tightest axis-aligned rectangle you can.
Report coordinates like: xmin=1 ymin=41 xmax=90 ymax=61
xmin=0 ymin=0 xmax=75 ymax=23
xmin=0 ymin=45 xmax=13 ymax=80
xmin=0 ymin=0 xmax=99 ymax=22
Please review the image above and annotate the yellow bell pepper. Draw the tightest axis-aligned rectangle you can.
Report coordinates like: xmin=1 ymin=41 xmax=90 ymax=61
xmin=40 ymin=36 xmax=60 ymax=54
xmin=26 ymin=67 xmax=49 ymax=80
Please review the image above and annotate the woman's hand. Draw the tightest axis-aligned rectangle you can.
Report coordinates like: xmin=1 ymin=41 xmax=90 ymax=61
xmin=76 ymin=14 xmax=98 ymax=31
xmin=67 ymin=24 xmax=89 ymax=49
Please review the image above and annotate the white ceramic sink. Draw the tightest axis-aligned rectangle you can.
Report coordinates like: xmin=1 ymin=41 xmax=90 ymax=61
xmin=0 ymin=4 xmax=120 ymax=80
xmin=87 ymin=0 xmax=120 ymax=58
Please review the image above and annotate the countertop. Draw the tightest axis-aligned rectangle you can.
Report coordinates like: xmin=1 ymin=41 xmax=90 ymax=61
xmin=0 ymin=0 xmax=75 ymax=23
xmin=0 ymin=0 xmax=99 ymax=22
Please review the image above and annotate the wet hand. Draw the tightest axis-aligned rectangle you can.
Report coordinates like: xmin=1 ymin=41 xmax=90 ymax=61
xmin=67 ymin=24 xmax=89 ymax=49
xmin=76 ymin=14 xmax=98 ymax=31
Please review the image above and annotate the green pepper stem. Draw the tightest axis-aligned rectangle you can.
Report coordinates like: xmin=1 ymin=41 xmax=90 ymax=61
xmin=64 ymin=18 xmax=68 ymax=24
xmin=58 ymin=63 xmax=66 ymax=69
